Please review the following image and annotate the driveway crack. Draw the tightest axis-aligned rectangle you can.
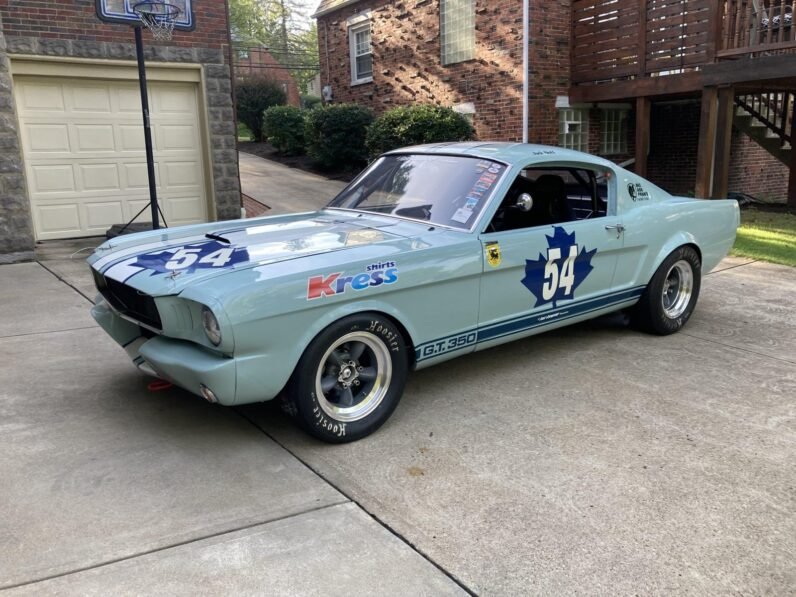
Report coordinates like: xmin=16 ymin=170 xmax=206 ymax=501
xmin=233 ymin=408 xmax=478 ymax=597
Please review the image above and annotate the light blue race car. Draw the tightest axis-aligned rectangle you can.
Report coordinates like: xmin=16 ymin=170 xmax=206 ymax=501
xmin=88 ymin=143 xmax=739 ymax=442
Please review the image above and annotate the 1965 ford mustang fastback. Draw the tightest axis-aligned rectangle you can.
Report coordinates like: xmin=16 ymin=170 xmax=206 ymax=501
xmin=88 ymin=143 xmax=739 ymax=442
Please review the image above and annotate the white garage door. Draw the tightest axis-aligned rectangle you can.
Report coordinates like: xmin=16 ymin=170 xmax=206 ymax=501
xmin=15 ymin=76 xmax=209 ymax=240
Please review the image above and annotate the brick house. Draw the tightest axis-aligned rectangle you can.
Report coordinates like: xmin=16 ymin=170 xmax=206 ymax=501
xmin=233 ymin=46 xmax=302 ymax=107
xmin=313 ymin=0 xmax=795 ymax=205
xmin=0 ymin=0 xmax=241 ymax=263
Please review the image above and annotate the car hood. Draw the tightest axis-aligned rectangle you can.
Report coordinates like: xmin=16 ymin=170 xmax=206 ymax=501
xmin=88 ymin=211 xmax=416 ymax=296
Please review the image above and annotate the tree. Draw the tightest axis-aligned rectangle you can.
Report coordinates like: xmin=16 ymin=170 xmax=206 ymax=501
xmin=228 ymin=0 xmax=320 ymax=94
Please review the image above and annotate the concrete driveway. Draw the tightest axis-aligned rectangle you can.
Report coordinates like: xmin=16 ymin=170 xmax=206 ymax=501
xmin=2 ymin=154 xmax=793 ymax=593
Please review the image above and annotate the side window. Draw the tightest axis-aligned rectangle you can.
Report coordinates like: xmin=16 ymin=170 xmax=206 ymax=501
xmin=487 ymin=167 xmax=609 ymax=233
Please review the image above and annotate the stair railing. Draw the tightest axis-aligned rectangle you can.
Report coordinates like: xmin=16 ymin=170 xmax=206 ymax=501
xmin=736 ymin=91 xmax=793 ymax=146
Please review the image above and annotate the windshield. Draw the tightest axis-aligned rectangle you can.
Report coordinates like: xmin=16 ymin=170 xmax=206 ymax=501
xmin=327 ymin=154 xmax=508 ymax=229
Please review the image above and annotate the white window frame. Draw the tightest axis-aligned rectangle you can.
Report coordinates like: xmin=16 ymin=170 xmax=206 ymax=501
xmin=348 ymin=13 xmax=373 ymax=86
xmin=600 ymin=107 xmax=629 ymax=155
xmin=559 ymin=108 xmax=589 ymax=152
xmin=440 ymin=0 xmax=476 ymax=66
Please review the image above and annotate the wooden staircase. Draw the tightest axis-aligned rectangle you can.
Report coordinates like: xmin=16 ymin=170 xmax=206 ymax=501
xmin=733 ymin=92 xmax=793 ymax=166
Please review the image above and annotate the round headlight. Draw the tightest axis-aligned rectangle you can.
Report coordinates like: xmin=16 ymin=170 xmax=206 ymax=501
xmin=201 ymin=306 xmax=222 ymax=346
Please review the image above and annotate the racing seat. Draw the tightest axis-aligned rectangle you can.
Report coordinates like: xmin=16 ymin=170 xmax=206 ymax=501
xmin=533 ymin=174 xmax=569 ymax=224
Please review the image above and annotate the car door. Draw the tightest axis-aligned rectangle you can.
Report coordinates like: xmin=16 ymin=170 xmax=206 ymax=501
xmin=476 ymin=166 xmax=627 ymax=347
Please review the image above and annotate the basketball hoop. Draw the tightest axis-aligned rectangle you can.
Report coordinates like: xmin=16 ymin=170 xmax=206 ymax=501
xmin=133 ymin=1 xmax=181 ymax=41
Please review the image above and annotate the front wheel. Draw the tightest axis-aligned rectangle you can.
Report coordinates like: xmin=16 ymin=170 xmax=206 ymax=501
xmin=284 ymin=314 xmax=409 ymax=443
xmin=631 ymin=245 xmax=701 ymax=335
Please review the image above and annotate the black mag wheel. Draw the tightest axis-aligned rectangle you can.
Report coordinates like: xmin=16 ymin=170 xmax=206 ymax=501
xmin=631 ymin=245 xmax=702 ymax=335
xmin=285 ymin=314 xmax=408 ymax=443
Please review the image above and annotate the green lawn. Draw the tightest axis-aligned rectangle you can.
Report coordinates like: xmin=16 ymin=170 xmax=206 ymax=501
xmin=237 ymin=122 xmax=253 ymax=142
xmin=731 ymin=209 xmax=796 ymax=267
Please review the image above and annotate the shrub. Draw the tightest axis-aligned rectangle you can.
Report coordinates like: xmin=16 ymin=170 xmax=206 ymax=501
xmin=304 ymin=104 xmax=374 ymax=169
xmin=263 ymin=105 xmax=306 ymax=155
xmin=366 ymin=104 xmax=475 ymax=157
xmin=235 ymin=77 xmax=286 ymax=141
xmin=300 ymin=94 xmax=322 ymax=110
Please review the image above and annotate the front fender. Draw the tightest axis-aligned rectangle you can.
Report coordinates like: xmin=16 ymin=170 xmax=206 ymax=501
xmin=231 ymin=299 xmax=420 ymax=405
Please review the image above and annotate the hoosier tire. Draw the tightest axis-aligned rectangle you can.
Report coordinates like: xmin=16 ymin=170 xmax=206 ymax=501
xmin=284 ymin=313 xmax=409 ymax=443
xmin=631 ymin=245 xmax=702 ymax=335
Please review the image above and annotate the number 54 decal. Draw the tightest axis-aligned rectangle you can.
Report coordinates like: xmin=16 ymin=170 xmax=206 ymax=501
xmin=166 ymin=247 xmax=234 ymax=270
xmin=542 ymin=245 xmax=577 ymax=300
xmin=131 ymin=240 xmax=250 ymax=275
xmin=521 ymin=226 xmax=597 ymax=308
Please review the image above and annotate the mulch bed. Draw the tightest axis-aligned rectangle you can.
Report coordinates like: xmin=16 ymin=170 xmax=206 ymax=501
xmin=237 ymin=141 xmax=357 ymax=183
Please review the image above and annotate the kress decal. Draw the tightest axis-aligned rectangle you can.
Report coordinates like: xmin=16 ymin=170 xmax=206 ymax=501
xmin=307 ymin=261 xmax=398 ymax=300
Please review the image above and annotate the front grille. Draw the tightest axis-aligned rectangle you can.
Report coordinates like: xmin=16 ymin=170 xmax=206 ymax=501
xmin=93 ymin=269 xmax=162 ymax=330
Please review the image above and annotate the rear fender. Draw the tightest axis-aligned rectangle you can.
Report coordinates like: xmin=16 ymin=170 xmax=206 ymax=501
xmin=646 ymin=232 xmax=701 ymax=284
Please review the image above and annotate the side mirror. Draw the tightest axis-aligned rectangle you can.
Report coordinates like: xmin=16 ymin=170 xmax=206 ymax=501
xmin=514 ymin=193 xmax=533 ymax=212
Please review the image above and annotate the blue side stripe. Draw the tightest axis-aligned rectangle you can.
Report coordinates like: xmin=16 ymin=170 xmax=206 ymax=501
xmin=477 ymin=286 xmax=643 ymax=343
xmin=415 ymin=286 xmax=645 ymax=362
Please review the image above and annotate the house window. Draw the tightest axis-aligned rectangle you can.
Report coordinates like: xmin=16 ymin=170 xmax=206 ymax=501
xmin=559 ymin=109 xmax=589 ymax=152
xmin=600 ymin=109 xmax=628 ymax=155
xmin=348 ymin=17 xmax=373 ymax=85
xmin=441 ymin=0 xmax=475 ymax=65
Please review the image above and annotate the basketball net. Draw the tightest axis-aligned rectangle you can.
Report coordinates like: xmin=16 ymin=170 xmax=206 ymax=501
xmin=134 ymin=2 xmax=180 ymax=41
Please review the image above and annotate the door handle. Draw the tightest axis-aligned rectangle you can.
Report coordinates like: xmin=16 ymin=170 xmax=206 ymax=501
xmin=605 ymin=223 xmax=625 ymax=238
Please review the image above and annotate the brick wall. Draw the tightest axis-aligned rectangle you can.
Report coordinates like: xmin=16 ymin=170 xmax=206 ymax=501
xmin=646 ymin=101 xmax=700 ymax=195
xmin=317 ymin=0 xmax=571 ymax=144
xmin=645 ymin=100 xmax=788 ymax=199
xmin=0 ymin=0 xmax=240 ymax=260
xmin=728 ymin=129 xmax=789 ymax=201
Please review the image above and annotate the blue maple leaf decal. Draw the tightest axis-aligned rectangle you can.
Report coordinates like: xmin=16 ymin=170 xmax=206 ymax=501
xmin=520 ymin=226 xmax=597 ymax=308
xmin=132 ymin=240 xmax=249 ymax=274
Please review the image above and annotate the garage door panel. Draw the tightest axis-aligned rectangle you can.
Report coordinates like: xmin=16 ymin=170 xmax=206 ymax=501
xmin=166 ymin=196 xmax=206 ymax=223
xmin=118 ymin=125 xmax=146 ymax=152
xmin=154 ymin=87 xmax=196 ymax=114
xmin=26 ymin=124 xmax=70 ymax=153
xmin=35 ymin=204 xmax=81 ymax=236
xmin=117 ymin=87 xmax=144 ymax=113
xmin=30 ymin=164 xmax=76 ymax=193
xmin=79 ymin=164 xmax=121 ymax=191
xmin=84 ymin=201 xmax=124 ymax=229
xmin=163 ymin=161 xmax=201 ymax=188
xmin=17 ymin=81 xmax=65 ymax=112
xmin=159 ymin=124 xmax=197 ymax=151
xmin=74 ymin=124 xmax=116 ymax=152
xmin=15 ymin=75 xmax=209 ymax=239
xmin=71 ymin=86 xmax=112 ymax=113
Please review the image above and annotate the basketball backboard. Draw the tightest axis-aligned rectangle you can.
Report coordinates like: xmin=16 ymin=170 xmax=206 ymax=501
xmin=96 ymin=0 xmax=195 ymax=31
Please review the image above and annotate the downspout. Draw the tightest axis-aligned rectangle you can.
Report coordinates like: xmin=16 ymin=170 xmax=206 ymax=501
xmin=522 ymin=0 xmax=529 ymax=143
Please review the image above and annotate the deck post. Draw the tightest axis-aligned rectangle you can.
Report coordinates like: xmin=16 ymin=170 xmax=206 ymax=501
xmin=635 ymin=97 xmax=651 ymax=178
xmin=695 ymin=87 xmax=719 ymax=198
xmin=788 ymin=100 xmax=796 ymax=208
xmin=712 ymin=86 xmax=735 ymax=199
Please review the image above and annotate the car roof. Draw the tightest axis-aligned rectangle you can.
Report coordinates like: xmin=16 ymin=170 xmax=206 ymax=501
xmin=386 ymin=142 xmax=618 ymax=169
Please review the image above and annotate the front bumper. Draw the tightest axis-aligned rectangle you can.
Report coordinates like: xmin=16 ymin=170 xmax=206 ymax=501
xmin=91 ymin=299 xmax=237 ymax=405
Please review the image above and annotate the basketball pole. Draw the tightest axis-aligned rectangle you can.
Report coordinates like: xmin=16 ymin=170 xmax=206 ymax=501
xmin=134 ymin=25 xmax=160 ymax=230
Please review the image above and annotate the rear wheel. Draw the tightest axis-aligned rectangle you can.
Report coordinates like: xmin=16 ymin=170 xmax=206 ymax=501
xmin=631 ymin=245 xmax=701 ymax=335
xmin=284 ymin=314 xmax=408 ymax=443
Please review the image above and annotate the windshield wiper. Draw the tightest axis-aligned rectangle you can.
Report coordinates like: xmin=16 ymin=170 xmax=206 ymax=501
xmin=205 ymin=233 xmax=230 ymax=244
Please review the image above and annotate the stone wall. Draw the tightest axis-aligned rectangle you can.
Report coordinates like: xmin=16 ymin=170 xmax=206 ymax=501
xmin=317 ymin=0 xmax=572 ymax=145
xmin=0 ymin=1 xmax=239 ymax=262
xmin=0 ymin=16 xmax=34 ymax=262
